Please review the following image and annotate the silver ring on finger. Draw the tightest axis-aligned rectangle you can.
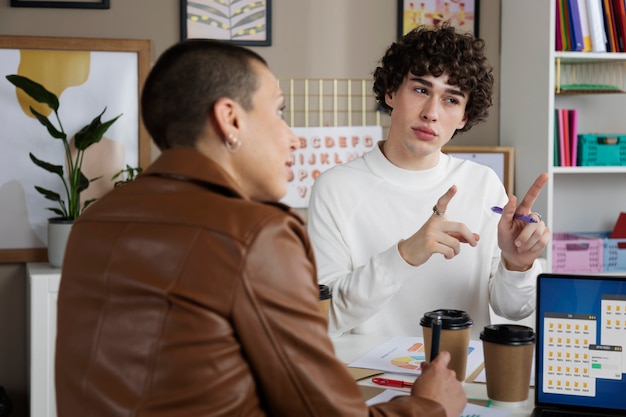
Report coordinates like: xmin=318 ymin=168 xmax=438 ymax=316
xmin=432 ymin=205 xmax=445 ymax=217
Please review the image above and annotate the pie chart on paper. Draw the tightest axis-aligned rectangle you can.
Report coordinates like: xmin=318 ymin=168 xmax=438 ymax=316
xmin=390 ymin=355 xmax=425 ymax=371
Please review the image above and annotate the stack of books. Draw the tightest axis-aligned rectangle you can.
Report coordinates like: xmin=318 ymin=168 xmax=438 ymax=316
xmin=554 ymin=108 xmax=579 ymax=166
xmin=556 ymin=0 xmax=626 ymax=52
xmin=555 ymin=110 xmax=626 ymax=167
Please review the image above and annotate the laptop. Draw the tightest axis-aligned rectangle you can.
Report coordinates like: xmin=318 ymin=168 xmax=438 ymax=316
xmin=533 ymin=273 xmax=626 ymax=417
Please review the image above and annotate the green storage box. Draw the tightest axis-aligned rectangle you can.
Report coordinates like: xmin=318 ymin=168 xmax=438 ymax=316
xmin=577 ymin=134 xmax=626 ymax=166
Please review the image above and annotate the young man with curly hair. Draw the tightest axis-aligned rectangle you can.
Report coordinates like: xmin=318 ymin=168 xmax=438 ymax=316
xmin=307 ymin=23 xmax=551 ymax=338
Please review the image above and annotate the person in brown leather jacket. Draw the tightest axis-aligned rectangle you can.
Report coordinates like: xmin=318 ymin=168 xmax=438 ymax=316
xmin=55 ymin=39 xmax=466 ymax=417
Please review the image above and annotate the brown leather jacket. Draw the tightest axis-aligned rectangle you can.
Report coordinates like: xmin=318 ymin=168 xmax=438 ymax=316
xmin=55 ymin=147 xmax=445 ymax=417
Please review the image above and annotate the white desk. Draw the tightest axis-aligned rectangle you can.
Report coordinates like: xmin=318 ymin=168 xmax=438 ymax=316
xmin=332 ymin=333 xmax=535 ymax=417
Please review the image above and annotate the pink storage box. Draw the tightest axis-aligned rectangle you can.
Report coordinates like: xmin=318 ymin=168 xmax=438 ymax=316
xmin=552 ymin=233 xmax=603 ymax=273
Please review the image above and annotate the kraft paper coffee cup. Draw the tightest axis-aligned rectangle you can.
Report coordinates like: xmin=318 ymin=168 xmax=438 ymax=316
xmin=420 ymin=309 xmax=473 ymax=381
xmin=480 ymin=324 xmax=535 ymax=406
xmin=318 ymin=284 xmax=332 ymax=321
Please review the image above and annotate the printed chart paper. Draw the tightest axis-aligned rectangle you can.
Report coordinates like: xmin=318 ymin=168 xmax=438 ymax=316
xmin=281 ymin=126 xmax=381 ymax=208
xmin=349 ymin=336 xmax=483 ymax=377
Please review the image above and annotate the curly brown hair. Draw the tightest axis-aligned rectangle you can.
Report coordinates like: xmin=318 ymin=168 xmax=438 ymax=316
xmin=373 ymin=22 xmax=494 ymax=133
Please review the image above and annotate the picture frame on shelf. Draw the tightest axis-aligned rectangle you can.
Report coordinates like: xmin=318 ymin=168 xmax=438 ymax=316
xmin=397 ymin=0 xmax=480 ymax=39
xmin=10 ymin=0 xmax=110 ymax=9
xmin=0 ymin=36 xmax=151 ymax=263
xmin=181 ymin=0 xmax=272 ymax=46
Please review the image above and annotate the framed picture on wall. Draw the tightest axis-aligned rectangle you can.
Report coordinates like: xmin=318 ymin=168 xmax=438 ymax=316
xmin=397 ymin=0 xmax=480 ymax=39
xmin=0 ymin=36 xmax=151 ymax=263
xmin=10 ymin=0 xmax=110 ymax=9
xmin=443 ymin=146 xmax=514 ymax=194
xmin=181 ymin=0 xmax=272 ymax=46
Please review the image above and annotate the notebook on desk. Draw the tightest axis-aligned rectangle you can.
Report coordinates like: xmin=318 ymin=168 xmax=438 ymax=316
xmin=532 ymin=273 xmax=626 ymax=417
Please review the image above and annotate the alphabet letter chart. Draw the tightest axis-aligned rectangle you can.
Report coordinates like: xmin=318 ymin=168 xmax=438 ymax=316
xmin=282 ymin=126 xmax=381 ymax=208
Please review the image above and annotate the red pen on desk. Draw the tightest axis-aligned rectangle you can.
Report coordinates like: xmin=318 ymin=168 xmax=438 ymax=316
xmin=372 ymin=377 xmax=413 ymax=388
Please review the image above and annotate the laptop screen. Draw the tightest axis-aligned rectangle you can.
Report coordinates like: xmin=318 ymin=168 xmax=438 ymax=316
xmin=536 ymin=273 xmax=626 ymax=413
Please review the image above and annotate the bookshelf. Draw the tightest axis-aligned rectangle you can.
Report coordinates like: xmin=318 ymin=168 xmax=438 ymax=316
xmin=500 ymin=1 xmax=626 ymax=271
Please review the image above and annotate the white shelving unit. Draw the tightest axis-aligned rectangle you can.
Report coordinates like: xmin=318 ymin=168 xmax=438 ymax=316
xmin=26 ymin=263 xmax=60 ymax=417
xmin=500 ymin=1 xmax=626 ymax=271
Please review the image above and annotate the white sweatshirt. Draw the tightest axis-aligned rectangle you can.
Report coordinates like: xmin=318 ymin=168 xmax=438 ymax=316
xmin=307 ymin=144 xmax=540 ymax=339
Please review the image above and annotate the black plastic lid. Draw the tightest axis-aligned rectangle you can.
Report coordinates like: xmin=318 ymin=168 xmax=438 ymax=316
xmin=319 ymin=284 xmax=332 ymax=300
xmin=419 ymin=309 xmax=473 ymax=329
xmin=480 ymin=324 xmax=536 ymax=345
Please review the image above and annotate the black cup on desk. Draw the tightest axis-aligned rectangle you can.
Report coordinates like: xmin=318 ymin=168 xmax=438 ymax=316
xmin=318 ymin=285 xmax=332 ymax=322
xmin=420 ymin=309 xmax=473 ymax=381
xmin=480 ymin=324 xmax=535 ymax=406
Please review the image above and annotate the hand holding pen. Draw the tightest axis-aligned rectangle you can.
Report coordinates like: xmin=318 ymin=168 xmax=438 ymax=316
xmin=410 ymin=351 xmax=467 ymax=416
xmin=495 ymin=173 xmax=551 ymax=271
xmin=490 ymin=206 xmax=537 ymax=223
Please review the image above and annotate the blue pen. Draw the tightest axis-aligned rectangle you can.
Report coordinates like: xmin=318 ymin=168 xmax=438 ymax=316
xmin=491 ymin=206 xmax=537 ymax=223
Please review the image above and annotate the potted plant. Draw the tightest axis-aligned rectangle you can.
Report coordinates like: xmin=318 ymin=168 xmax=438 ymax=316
xmin=6 ymin=74 xmax=121 ymax=267
xmin=112 ymin=164 xmax=143 ymax=188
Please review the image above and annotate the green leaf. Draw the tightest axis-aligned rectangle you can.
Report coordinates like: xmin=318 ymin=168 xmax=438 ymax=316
xmin=30 ymin=153 xmax=65 ymax=177
xmin=111 ymin=169 xmax=124 ymax=181
xmin=34 ymin=185 xmax=63 ymax=203
xmin=6 ymin=74 xmax=60 ymax=112
xmin=30 ymin=107 xmax=66 ymax=140
xmin=74 ymin=108 xmax=122 ymax=151
xmin=77 ymin=170 xmax=90 ymax=193
xmin=112 ymin=164 xmax=143 ymax=187
xmin=47 ymin=207 xmax=66 ymax=217
xmin=82 ymin=199 xmax=97 ymax=211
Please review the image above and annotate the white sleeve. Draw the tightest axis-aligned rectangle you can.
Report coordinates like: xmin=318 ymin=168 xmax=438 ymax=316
xmin=489 ymin=257 xmax=541 ymax=320
xmin=307 ymin=182 xmax=415 ymax=335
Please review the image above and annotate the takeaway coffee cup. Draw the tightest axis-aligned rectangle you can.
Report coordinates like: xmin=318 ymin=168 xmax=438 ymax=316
xmin=420 ymin=309 xmax=473 ymax=381
xmin=480 ymin=324 xmax=535 ymax=406
xmin=318 ymin=285 xmax=332 ymax=321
